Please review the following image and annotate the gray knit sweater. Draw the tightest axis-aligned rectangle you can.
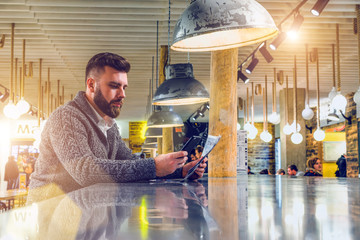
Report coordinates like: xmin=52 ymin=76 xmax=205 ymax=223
xmin=30 ymin=92 xmax=181 ymax=193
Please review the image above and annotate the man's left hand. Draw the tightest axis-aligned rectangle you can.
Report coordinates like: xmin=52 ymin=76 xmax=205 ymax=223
xmin=182 ymin=157 xmax=208 ymax=180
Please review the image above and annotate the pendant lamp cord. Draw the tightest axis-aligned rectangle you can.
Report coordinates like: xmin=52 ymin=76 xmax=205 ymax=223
xmin=336 ymin=24 xmax=341 ymax=92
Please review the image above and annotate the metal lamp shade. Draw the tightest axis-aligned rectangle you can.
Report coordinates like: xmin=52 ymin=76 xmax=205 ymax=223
xmin=171 ymin=0 xmax=278 ymax=52
xmin=153 ymin=63 xmax=209 ymax=105
xmin=145 ymin=128 xmax=163 ymax=138
xmin=147 ymin=106 xmax=184 ymax=128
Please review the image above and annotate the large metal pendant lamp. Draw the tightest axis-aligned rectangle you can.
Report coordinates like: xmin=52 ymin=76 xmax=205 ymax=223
xmin=145 ymin=128 xmax=163 ymax=138
xmin=171 ymin=0 xmax=278 ymax=52
xmin=152 ymin=63 xmax=209 ymax=105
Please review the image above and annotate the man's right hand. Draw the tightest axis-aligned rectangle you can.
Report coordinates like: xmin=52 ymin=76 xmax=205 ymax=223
xmin=154 ymin=151 xmax=188 ymax=177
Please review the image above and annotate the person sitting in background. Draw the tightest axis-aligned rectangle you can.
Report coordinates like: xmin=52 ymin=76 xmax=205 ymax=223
xmin=276 ymin=169 xmax=285 ymax=175
xmin=194 ymin=146 xmax=203 ymax=160
xmin=259 ymin=169 xmax=271 ymax=175
xmin=248 ymin=166 xmax=255 ymax=175
xmin=287 ymin=164 xmax=305 ymax=176
xmin=4 ymin=156 xmax=19 ymax=190
xmin=190 ymin=149 xmax=197 ymax=162
xmin=304 ymin=157 xmax=323 ymax=176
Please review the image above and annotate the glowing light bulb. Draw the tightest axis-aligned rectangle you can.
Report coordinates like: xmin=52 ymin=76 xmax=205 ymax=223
xmin=268 ymin=112 xmax=280 ymax=124
xmin=237 ymin=123 xmax=241 ymax=131
xmin=291 ymin=132 xmax=303 ymax=144
xmin=283 ymin=123 xmax=292 ymax=135
xmin=353 ymin=87 xmax=360 ymax=105
xmin=331 ymin=92 xmax=347 ymax=112
xmin=287 ymin=30 xmax=299 ymax=40
xmin=302 ymin=105 xmax=314 ymax=120
xmin=3 ymin=101 xmax=20 ymax=119
xmin=313 ymin=127 xmax=325 ymax=141
xmin=260 ymin=130 xmax=272 ymax=142
xmin=244 ymin=121 xmax=252 ymax=133
xmin=290 ymin=120 xmax=301 ymax=133
xmin=16 ymin=97 xmax=30 ymax=114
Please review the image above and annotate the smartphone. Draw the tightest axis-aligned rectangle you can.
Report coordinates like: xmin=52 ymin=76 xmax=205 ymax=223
xmin=181 ymin=136 xmax=202 ymax=158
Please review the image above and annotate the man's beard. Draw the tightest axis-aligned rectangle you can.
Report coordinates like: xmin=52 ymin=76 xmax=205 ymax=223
xmin=93 ymin=88 xmax=122 ymax=118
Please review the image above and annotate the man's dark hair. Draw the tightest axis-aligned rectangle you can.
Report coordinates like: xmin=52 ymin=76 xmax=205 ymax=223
xmin=259 ymin=169 xmax=269 ymax=174
xmin=288 ymin=164 xmax=298 ymax=172
xmin=85 ymin=52 xmax=131 ymax=83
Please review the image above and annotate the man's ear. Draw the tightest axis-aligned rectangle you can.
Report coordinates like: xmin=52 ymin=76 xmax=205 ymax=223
xmin=86 ymin=77 xmax=96 ymax=92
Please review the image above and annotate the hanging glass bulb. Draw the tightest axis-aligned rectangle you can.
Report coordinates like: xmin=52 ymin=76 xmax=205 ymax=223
xmin=268 ymin=112 xmax=280 ymax=124
xmin=353 ymin=86 xmax=360 ymax=105
xmin=248 ymin=132 xmax=256 ymax=140
xmin=260 ymin=130 xmax=272 ymax=142
xmin=237 ymin=123 xmax=241 ymax=131
xmin=301 ymin=104 xmax=314 ymax=120
xmin=331 ymin=92 xmax=347 ymax=112
xmin=313 ymin=127 xmax=325 ymax=141
xmin=243 ymin=121 xmax=252 ymax=132
xmin=290 ymin=120 xmax=301 ymax=133
xmin=3 ymin=100 xmax=20 ymax=119
xmin=248 ymin=124 xmax=258 ymax=138
xmin=16 ymin=97 xmax=30 ymax=115
xmin=291 ymin=132 xmax=303 ymax=144
xmin=328 ymin=86 xmax=337 ymax=101
xmin=283 ymin=122 xmax=292 ymax=135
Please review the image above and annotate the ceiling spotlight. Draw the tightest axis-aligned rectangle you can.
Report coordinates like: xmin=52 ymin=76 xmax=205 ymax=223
xmin=245 ymin=56 xmax=259 ymax=74
xmin=0 ymin=90 xmax=9 ymax=103
xmin=259 ymin=43 xmax=274 ymax=63
xmin=270 ymin=32 xmax=287 ymax=50
xmin=205 ymin=103 xmax=210 ymax=110
xmin=311 ymin=0 xmax=330 ymax=16
xmin=237 ymin=70 xmax=249 ymax=84
xmin=191 ymin=112 xmax=200 ymax=122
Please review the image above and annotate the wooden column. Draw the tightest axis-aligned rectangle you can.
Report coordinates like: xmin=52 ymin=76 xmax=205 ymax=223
xmin=157 ymin=137 xmax=163 ymax=155
xmin=159 ymin=45 xmax=173 ymax=154
xmin=208 ymin=48 xmax=238 ymax=177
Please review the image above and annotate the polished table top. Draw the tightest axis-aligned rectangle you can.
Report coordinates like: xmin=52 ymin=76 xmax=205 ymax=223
xmin=0 ymin=175 xmax=359 ymax=240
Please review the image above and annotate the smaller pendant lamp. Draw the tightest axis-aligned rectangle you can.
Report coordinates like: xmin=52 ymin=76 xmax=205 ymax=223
xmin=268 ymin=68 xmax=280 ymax=124
xmin=260 ymin=76 xmax=272 ymax=143
xmin=152 ymin=63 xmax=209 ymax=106
xmin=313 ymin=48 xmax=326 ymax=141
xmin=331 ymin=24 xmax=347 ymax=113
xmin=283 ymin=75 xmax=292 ymax=135
xmin=171 ymin=0 xmax=278 ymax=52
xmin=144 ymin=138 xmax=158 ymax=145
xmin=243 ymin=87 xmax=252 ymax=132
xmin=302 ymin=44 xmax=314 ymax=120
xmin=328 ymin=44 xmax=337 ymax=101
xmin=248 ymin=82 xmax=258 ymax=140
xmin=291 ymin=56 xmax=303 ymax=144
xmin=147 ymin=106 xmax=184 ymax=128
xmin=142 ymin=143 xmax=158 ymax=150
xmin=16 ymin=39 xmax=30 ymax=115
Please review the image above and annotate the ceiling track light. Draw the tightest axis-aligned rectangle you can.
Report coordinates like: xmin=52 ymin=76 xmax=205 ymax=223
xmin=270 ymin=32 xmax=287 ymax=50
xmin=311 ymin=0 xmax=330 ymax=17
xmin=259 ymin=42 xmax=274 ymax=63
xmin=237 ymin=69 xmax=249 ymax=84
xmin=245 ymin=56 xmax=259 ymax=74
xmin=289 ymin=12 xmax=304 ymax=32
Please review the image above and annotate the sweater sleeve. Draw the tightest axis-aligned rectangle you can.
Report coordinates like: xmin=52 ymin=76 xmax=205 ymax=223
xmin=47 ymin=109 xmax=156 ymax=186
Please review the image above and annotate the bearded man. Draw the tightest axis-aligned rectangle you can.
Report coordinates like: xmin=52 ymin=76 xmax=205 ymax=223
xmin=29 ymin=52 xmax=207 ymax=193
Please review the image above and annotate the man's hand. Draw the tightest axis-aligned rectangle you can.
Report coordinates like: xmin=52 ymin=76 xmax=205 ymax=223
xmin=154 ymin=151 xmax=188 ymax=177
xmin=182 ymin=157 xmax=208 ymax=180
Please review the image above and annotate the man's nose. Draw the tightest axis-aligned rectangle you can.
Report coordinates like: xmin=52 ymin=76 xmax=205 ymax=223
xmin=117 ymin=88 xmax=126 ymax=98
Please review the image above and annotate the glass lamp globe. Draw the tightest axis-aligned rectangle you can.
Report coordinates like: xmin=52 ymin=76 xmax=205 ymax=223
xmin=283 ymin=123 xmax=292 ymax=135
xmin=302 ymin=105 xmax=314 ymax=120
xmin=268 ymin=112 xmax=280 ymax=124
xmin=16 ymin=98 xmax=31 ymax=114
xmin=249 ymin=124 xmax=258 ymax=136
xmin=290 ymin=120 xmax=301 ymax=133
xmin=291 ymin=132 xmax=303 ymax=144
xmin=353 ymin=87 xmax=360 ymax=105
xmin=3 ymin=101 xmax=20 ymax=119
xmin=237 ymin=123 xmax=241 ymax=131
xmin=260 ymin=130 xmax=272 ymax=143
xmin=313 ymin=127 xmax=325 ymax=141
xmin=243 ymin=121 xmax=252 ymax=132
xmin=331 ymin=92 xmax=347 ymax=112
xmin=248 ymin=132 xmax=257 ymax=140
xmin=328 ymin=87 xmax=337 ymax=101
